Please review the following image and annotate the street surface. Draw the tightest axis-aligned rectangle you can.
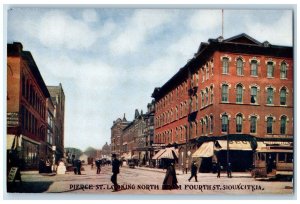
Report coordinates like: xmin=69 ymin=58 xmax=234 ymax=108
xmin=7 ymin=164 xmax=293 ymax=195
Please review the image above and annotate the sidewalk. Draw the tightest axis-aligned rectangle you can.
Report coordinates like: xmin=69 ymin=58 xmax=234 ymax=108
xmin=122 ymin=165 xmax=252 ymax=177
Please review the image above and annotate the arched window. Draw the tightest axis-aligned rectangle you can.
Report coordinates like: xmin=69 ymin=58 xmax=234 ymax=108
xmin=280 ymin=62 xmax=287 ymax=79
xmin=205 ymin=116 xmax=209 ymax=134
xmin=280 ymin=116 xmax=287 ymax=134
xmin=236 ymin=114 xmax=243 ymax=133
xmin=210 ymin=115 xmax=214 ymax=133
xmin=250 ymin=60 xmax=258 ymax=76
xmin=205 ymin=88 xmax=209 ymax=105
xmin=201 ymin=91 xmax=205 ymax=107
xmin=267 ymin=117 xmax=273 ymax=134
xmin=222 ymin=57 xmax=229 ymax=74
xmin=236 ymin=58 xmax=244 ymax=75
xmin=236 ymin=84 xmax=243 ymax=103
xmin=201 ymin=119 xmax=204 ymax=134
xmin=250 ymin=116 xmax=257 ymax=133
xmin=280 ymin=88 xmax=287 ymax=105
xmin=195 ymin=94 xmax=198 ymax=110
xmin=210 ymin=86 xmax=214 ymax=104
xmin=250 ymin=86 xmax=258 ymax=104
xmin=221 ymin=84 xmax=229 ymax=102
xmin=221 ymin=114 xmax=228 ymax=132
xmin=267 ymin=61 xmax=274 ymax=77
xmin=267 ymin=87 xmax=274 ymax=104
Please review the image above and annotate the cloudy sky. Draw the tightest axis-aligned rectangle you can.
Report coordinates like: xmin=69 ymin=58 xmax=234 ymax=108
xmin=6 ymin=7 xmax=293 ymax=151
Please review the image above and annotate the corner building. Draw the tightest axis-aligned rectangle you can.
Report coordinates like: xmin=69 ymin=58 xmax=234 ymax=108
xmin=152 ymin=34 xmax=293 ymax=172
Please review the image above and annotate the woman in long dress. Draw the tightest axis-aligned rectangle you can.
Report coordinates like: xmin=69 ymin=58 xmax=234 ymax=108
xmin=162 ymin=163 xmax=179 ymax=190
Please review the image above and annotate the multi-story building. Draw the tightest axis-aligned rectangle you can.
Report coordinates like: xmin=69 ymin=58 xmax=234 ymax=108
xmin=47 ymin=84 xmax=65 ymax=162
xmin=111 ymin=114 xmax=130 ymax=156
xmin=45 ymin=97 xmax=55 ymax=166
xmin=7 ymin=42 xmax=50 ymax=170
xmin=142 ymin=101 xmax=155 ymax=163
xmin=152 ymin=33 xmax=293 ymax=171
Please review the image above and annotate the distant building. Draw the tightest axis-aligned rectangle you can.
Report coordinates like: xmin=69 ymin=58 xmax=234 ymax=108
xmin=101 ymin=142 xmax=111 ymax=159
xmin=47 ymin=84 xmax=65 ymax=162
xmin=7 ymin=42 xmax=50 ymax=170
xmin=111 ymin=114 xmax=130 ymax=156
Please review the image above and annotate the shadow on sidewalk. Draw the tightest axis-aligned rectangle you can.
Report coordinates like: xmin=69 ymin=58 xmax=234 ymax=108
xmin=7 ymin=181 xmax=53 ymax=193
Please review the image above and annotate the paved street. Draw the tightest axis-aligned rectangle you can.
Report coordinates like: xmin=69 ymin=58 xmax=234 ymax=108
xmin=7 ymin=164 xmax=293 ymax=195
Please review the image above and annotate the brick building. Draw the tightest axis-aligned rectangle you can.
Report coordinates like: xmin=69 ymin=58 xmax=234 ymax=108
xmin=151 ymin=34 xmax=293 ymax=172
xmin=47 ymin=84 xmax=65 ymax=162
xmin=111 ymin=114 xmax=130 ymax=156
xmin=7 ymin=42 xmax=50 ymax=170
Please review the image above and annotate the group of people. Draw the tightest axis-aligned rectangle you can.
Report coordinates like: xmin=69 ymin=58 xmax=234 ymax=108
xmin=38 ymin=157 xmax=52 ymax=174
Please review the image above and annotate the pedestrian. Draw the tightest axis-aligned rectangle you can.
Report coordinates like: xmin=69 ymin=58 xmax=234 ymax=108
xmin=227 ymin=162 xmax=232 ymax=178
xmin=111 ymin=154 xmax=120 ymax=192
xmin=188 ymin=161 xmax=198 ymax=182
xmin=76 ymin=159 xmax=82 ymax=175
xmin=72 ymin=157 xmax=77 ymax=174
xmin=45 ymin=157 xmax=52 ymax=173
xmin=96 ymin=159 xmax=101 ymax=174
xmin=216 ymin=162 xmax=221 ymax=178
xmin=162 ymin=163 xmax=179 ymax=190
xmin=185 ymin=160 xmax=189 ymax=174
xmin=39 ymin=158 xmax=45 ymax=173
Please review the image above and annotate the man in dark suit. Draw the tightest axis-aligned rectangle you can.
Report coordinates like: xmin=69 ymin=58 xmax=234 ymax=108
xmin=111 ymin=154 xmax=120 ymax=192
xmin=188 ymin=161 xmax=198 ymax=182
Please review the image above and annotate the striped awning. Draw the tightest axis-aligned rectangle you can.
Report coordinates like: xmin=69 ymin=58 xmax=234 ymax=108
xmin=152 ymin=149 xmax=166 ymax=160
xmin=192 ymin=142 xmax=215 ymax=158
xmin=159 ymin=147 xmax=178 ymax=159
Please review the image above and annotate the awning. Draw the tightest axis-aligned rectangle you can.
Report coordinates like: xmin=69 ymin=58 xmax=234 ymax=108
xmin=217 ymin=140 xmax=252 ymax=151
xmin=159 ymin=147 xmax=178 ymax=159
xmin=7 ymin=134 xmax=16 ymax=150
xmin=192 ymin=141 xmax=214 ymax=158
xmin=132 ymin=154 xmax=139 ymax=159
xmin=152 ymin=149 xmax=166 ymax=160
xmin=125 ymin=152 xmax=132 ymax=160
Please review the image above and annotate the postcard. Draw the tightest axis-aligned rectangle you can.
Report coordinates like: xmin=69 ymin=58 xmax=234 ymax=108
xmin=4 ymin=5 xmax=294 ymax=197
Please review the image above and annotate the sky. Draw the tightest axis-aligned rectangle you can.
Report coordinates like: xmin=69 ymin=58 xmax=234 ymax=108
xmin=6 ymin=7 xmax=293 ymax=151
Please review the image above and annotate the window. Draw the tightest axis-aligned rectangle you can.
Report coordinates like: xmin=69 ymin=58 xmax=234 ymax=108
xmin=267 ymin=117 xmax=273 ymax=134
xmin=267 ymin=88 xmax=274 ymax=105
xmin=221 ymin=115 xmax=228 ymax=132
xmin=250 ymin=116 xmax=257 ymax=133
xmin=210 ymin=115 xmax=214 ymax=133
xmin=205 ymin=88 xmax=209 ymax=105
xmin=280 ymin=62 xmax=287 ymax=79
xmin=205 ymin=116 xmax=209 ymax=134
xmin=280 ymin=88 xmax=287 ymax=105
xmin=222 ymin=57 xmax=229 ymax=74
xmin=236 ymin=114 xmax=243 ymax=133
xmin=201 ymin=91 xmax=204 ymax=107
xmin=221 ymin=84 xmax=229 ymax=102
xmin=250 ymin=60 xmax=258 ymax=76
xmin=236 ymin=84 xmax=243 ymax=103
xmin=251 ymin=87 xmax=258 ymax=104
xmin=236 ymin=58 xmax=244 ymax=75
xmin=267 ymin=62 xmax=274 ymax=77
xmin=280 ymin=116 xmax=287 ymax=134
xmin=210 ymin=86 xmax=213 ymax=104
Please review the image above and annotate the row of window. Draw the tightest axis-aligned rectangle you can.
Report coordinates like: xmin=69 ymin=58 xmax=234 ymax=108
xmin=221 ymin=84 xmax=289 ymax=105
xmin=155 ymin=113 xmax=290 ymax=144
xmin=21 ymin=74 xmax=46 ymax=118
xmin=221 ymin=114 xmax=289 ymax=135
xmin=222 ymin=56 xmax=289 ymax=79
xmin=21 ymin=105 xmax=45 ymax=138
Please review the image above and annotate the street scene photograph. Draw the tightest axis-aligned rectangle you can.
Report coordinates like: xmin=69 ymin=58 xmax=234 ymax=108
xmin=4 ymin=5 xmax=294 ymax=198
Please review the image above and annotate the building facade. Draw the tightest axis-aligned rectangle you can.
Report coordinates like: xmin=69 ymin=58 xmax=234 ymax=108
xmin=7 ymin=42 xmax=50 ymax=170
xmin=111 ymin=114 xmax=130 ymax=156
xmin=152 ymin=34 xmax=293 ymax=171
xmin=47 ymin=84 xmax=65 ymax=162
